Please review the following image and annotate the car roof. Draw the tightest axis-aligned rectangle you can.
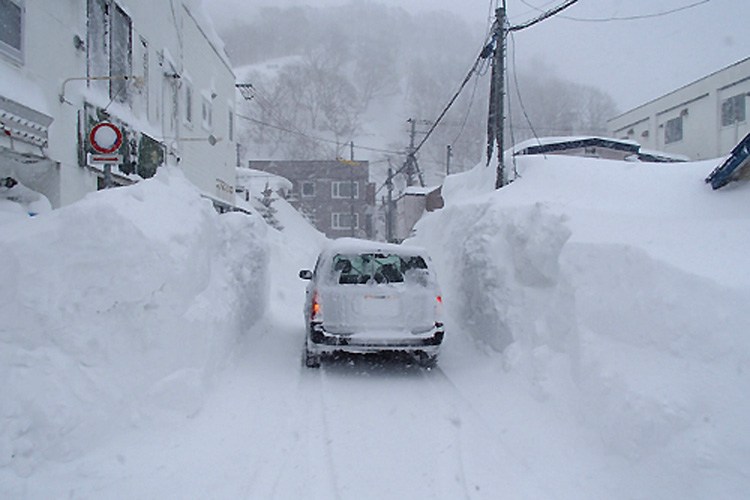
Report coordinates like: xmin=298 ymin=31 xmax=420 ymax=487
xmin=322 ymin=237 xmax=428 ymax=258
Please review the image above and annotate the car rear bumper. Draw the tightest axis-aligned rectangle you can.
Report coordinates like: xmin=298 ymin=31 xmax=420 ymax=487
xmin=307 ymin=321 xmax=444 ymax=355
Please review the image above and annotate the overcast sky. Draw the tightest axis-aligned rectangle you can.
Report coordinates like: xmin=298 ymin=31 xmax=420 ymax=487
xmin=205 ymin=0 xmax=747 ymax=112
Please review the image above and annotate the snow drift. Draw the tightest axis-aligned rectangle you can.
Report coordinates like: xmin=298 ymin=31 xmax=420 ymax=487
xmin=411 ymin=155 xmax=750 ymax=497
xmin=0 ymin=169 xmax=269 ymax=476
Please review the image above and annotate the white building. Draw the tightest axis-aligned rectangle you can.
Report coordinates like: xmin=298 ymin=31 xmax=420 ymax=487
xmin=608 ymin=57 xmax=750 ymax=161
xmin=0 ymin=0 xmax=237 ymax=209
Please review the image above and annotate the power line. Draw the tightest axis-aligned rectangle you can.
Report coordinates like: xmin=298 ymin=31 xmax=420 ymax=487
xmin=236 ymin=113 xmax=404 ymax=156
xmin=412 ymin=37 xmax=495 ymax=156
xmin=518 ymin=0 xmax=710 ymax=23
xmin=509 ymin=0 xmax=579 ymax=32
xmin=509 ymin=31 xmax=543 ymax=151
xmin=487 ymin=0 xmax=580 ymax=189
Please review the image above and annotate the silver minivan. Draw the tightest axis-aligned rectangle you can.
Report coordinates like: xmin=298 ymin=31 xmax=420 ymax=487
xmin=299 ymin=238 xmax=444 ymax=368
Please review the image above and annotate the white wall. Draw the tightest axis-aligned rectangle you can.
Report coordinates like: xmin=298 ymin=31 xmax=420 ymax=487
xmin=609 ymin=57 xmax=750 ymax=160
xmin=0 ymin=0 xmax=237 ymax=207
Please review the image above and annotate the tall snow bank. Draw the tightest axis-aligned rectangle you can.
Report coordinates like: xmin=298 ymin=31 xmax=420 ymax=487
xmin=412 ymin=156 xmax=750 ymax=497
xmin=0 ymin=168 xmax=269 ymax=477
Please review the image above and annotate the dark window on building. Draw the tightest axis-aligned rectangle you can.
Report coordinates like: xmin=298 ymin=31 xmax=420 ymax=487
xmin=228 ymin=109 xmax=234 ymax=141
xmin=0 ymin=0 xmax=23 ymax=62
xmin=332 ymin=212 xmax=359 ymax=230
xmin=722 ymin=94 xmax=746 ymax=127
xmin=202 ymin=96 xmax=212 ymax=130
xmin=110 ymin=4 xmax=132 ymax=103
xmin=301 ymin=181 xmax=315 ymax=197
xmin=332 ymin=181 xmax=359 ymax=199
xmin=87 ymin=0 xmax=132 ymax=103
xmin=184 ymin=80 xmax=193 ymax=125
xmin=664 ymin=116 xmax=683 ymax=144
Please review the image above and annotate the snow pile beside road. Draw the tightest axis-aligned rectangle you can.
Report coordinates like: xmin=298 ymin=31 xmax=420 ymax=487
xmin=412 ymin=155 xmax=750 ymax=497
xmin=0 ymin=169 xmax=269 ymax=476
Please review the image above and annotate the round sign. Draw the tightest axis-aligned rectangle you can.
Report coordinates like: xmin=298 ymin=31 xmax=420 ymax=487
xmin=89 ymin=122 xmax=123 ymax=154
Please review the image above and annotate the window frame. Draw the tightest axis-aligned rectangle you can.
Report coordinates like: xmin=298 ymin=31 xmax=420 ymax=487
xmin=301 ymin=181 xmax=315 ymax=197
xmin=0 ymin=0 xmax=24 ymax=63
xmin=86 ymin=0 xmax=133 ymax=104
xmin=664 ymin=116 xmax=683 ymax=145
xmin=201 ymin=95 xmax=213 ymax=131
xmin=331 ymin=180 xmax=359 ymax=199
xmin=109 ymin=2 xmax=132 ymax=103
xmin=228 ymin=108 xmax=234 ymax=141
xmin=721 ymin=94 xmax=747 ymax=127
xmin=182 ymin=77 xmax=194 ymax=126
xmin=331 ymin=212 xmax=359 ymax=230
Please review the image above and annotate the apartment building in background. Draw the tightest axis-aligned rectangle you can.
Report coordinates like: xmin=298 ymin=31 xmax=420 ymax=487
xmin=248 ymin=160 xmax=375 ymax=239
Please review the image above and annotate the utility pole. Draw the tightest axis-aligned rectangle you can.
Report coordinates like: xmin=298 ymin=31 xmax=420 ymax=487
xmin=405 ymin=119 xmax=417 ymax=186
xmin=404 ymin=118 xmax=426 ymax=187
xmin=488 ymin=4 xmax=507 ymax=189
xmin=385 ymin=166 xmax=394 ymax=242
xmin=349 ymin=141 xmax=355 ymax=237
xmin=487 ymin=0 xmax=579 ymax=190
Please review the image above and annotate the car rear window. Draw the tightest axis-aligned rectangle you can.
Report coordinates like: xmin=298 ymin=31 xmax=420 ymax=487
xmin=331 ymin=253 xmax=429 ymax=285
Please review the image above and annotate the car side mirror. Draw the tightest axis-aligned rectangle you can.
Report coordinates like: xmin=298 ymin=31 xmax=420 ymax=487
xmin=299 ymin=270 xmax=313 ymax=280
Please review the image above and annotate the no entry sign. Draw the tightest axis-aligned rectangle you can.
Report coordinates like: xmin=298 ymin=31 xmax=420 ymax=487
xmin=89 ymin=122 xmax=123 ymax=154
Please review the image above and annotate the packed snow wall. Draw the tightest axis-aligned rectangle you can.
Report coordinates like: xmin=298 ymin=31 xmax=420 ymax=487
xmin=0 ymin=169 xmax=269 ymax=476
xmin=411 ymin=157 xmax=750 ymax=497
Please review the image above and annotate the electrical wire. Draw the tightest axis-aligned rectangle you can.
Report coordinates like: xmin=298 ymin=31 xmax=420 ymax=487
xmin=518 ymin=0 xmax=709 ymax=23
xmin=509 ymin=0 xmax=579 ymax=32
xmin=508 ymin=31 xmax=545 ymax=159
xmin=450 ymin=57 xmax=489 ymax=149
xmin=505 ymin=49 xmax=519 ymax=180
xmin=412 ymin=41 xmax=495 ymax=156
xmin=248 ymin=85 xmax=326 ymax=150
xmin=236 ymin=113 xmax=404 ymax=156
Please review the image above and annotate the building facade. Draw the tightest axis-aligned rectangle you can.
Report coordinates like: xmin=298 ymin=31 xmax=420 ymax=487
xmin=392 ymin=186 xmax=443 ymax=243
xmin=0 ymin=0 xmax=237 ymax=209
xmin=248 ymin=160 xmax=375 ymax=239
xmin=608 ymin=57 xmax=750 ymax=161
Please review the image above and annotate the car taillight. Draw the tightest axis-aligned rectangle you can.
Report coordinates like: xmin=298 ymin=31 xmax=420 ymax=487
xmin=435 ymin=295 xmax=443 ymax=320
xmin=311 ymin=290 xmax=322 ymax=320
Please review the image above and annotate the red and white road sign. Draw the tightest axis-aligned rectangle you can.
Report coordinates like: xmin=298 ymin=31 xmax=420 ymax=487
xmin=89 ymin=122 xmax=123 ymax=154
xmin=87 ymin=153 xmax=123 ymax=166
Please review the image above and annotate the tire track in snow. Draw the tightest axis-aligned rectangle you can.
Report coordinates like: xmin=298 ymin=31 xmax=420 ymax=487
xmin=417 ymin=366 xmax=473 ymax=499
xmin=423 ymin=366 xmax=562 ymax=499
xmin=232 ymin=319 xmax=342 ymax=499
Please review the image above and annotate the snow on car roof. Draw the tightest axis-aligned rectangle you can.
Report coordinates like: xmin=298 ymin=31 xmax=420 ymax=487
xmin=322 ymin=238 xmax=428 ymax=257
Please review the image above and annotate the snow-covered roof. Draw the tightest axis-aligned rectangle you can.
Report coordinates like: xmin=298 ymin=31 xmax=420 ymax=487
xmin=236 ymin=167 xmax=293 ymax=192
xmin=403 ymin=186 xmax=440 ymax=196
xmin=511 ymin=136 xmax=641 ymax=155
xmin=637 ymin=148 xmax=690 ymax=163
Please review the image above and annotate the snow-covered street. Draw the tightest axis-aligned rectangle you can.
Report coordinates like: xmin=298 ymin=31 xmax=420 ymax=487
xmin=2 ymin=156 xmax=749 ymax=499
xmin=4 ymin=293 xmax=616 ymax=499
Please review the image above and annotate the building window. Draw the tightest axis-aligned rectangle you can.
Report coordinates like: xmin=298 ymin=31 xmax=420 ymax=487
xmin=301 ymin=181 xmax=315 ymax=197
xmin=332 ymin=212 xmax=359 ymax=230
xmin=87 ymin=0 xmax=133 ymax=103
xmin=110 ymin=4 xmax=132 ymax=103
xmin=332 ymin=181 xmax=359 ymax=199
xmin=664 ymin=116 xmax=683 ymax=144
xmin=0 ymin=0 xmax=23 ymax=62
xmin=722 ymin=94 xmax=746 ymax=127
xmin=202 ymin=96 xmax=212 ymax=130
xmin=139 ymin=36 xmax=150 ymax=117
xmin=228 ymin=109 xmax=234 ymax=141
xmin=183 ymin=79 xmax=193 ymax=125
